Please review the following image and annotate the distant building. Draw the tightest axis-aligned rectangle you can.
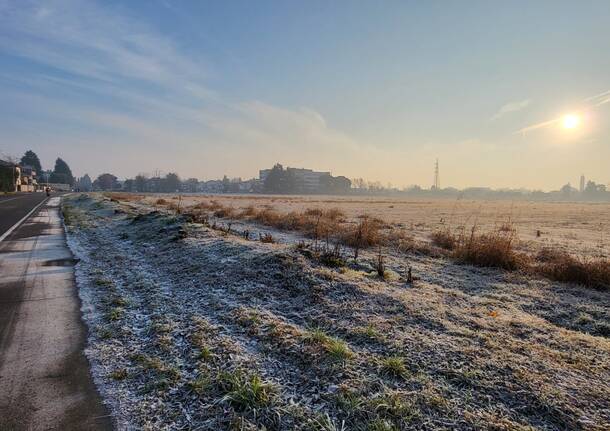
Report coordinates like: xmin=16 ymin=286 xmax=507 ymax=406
xmin=286 ymin=167 xmax=331 ymax=193
xmin=0 ymin=161 xmax=38 ymax=192
xmin=199 ymin=180 xmax=224 ymax=193
xmin=259 ymin=168 xmax=272 ymax=182
xmin=260 ymin=163 xmax=349 ymax=194
xmin=18 ymin=165 xmax=38 ymax=192
xmin=181 ymin=178 xmax=199 ymax=193
xmin=580 ymin=175 xmax=585 ymax=193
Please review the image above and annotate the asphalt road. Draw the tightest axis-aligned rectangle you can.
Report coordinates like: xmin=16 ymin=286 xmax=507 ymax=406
xmin=0 ymin=193 xmax=49 ymax=238
xmin=0 ymin=195 xmax=112 ymax=430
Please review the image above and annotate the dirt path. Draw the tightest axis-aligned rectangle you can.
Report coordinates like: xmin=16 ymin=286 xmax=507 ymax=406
xmin=0 ymin=197 xmax=112 ymax=431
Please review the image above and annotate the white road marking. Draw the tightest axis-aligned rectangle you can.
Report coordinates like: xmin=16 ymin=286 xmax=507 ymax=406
xmin=0 ymin=197 xmax=49 ymax=243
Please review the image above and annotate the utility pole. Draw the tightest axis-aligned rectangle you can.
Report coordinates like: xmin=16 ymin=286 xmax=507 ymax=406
xmin=433 ymin=158 xmax=440 ymax=190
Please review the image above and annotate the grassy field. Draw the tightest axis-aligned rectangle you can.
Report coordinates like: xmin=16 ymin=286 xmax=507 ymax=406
xmin=63 ymin=193 xmax=610 ymax=430
xmin=137 ymin=193 xmax=610 ymax=259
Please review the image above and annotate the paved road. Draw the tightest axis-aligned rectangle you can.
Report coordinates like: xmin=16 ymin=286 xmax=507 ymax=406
xmin=0 ymin=193 xmax=49 ymax=238
xmin=0 ymin=196 xmax=112 ymax=430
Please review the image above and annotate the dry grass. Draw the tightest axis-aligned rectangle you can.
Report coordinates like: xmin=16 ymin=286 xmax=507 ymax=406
xmin=104 ymin=192 xmax=144 ymax=202
xmin=342 ymin=216 xmax=384 ymax=260
xmin=65 ymin=194 xmax=610 ymax=429
xmin=431 ymin=225 xmax=609 ymax=289
xmin=213 ymin=206 xmax=235 ymax=218
xmin=430 ymin=228 xmax=457 ymax=250
xmin=432 ymin=225 xmax=524 ymax=270
xmin=536 ymin=249 xmax=610 ymax=290
xmin=111 ymin=193 xmax=608 ymax=290
xmin=259 ymin=233 xmax=275 ymax=243
xmin=453 ymin=228 xmax=524 ymax=270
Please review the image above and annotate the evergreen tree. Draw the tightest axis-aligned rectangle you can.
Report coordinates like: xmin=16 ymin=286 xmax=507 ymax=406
xmin=77 ymin=174 xmax=92 ymax=191
xmin=20 ymin=150 xmax=43 ymax=174
xmin=49 ymin=158 xmax=74 ymax=186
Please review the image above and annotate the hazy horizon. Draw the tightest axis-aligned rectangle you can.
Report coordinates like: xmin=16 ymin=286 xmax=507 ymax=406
xmin=2 ymin=0 xmax=610 ymax=190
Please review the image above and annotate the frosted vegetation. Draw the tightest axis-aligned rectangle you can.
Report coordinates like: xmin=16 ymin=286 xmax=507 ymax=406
xmin=63 ymin=193 xmax=609 ymax=430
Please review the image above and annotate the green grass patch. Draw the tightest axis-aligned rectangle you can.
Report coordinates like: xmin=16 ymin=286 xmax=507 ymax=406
xmin=187 ymin=373 xmax=211 ymax=395
xmin=378 ymin=356 xmax=408 ymax=378
xmin=304 ymin=328 xmax=353 ymax=362
xmin=109 ymin=368 xmax=128 ymax=380
xmin=107 ymin=307 xmax=124 ymax=321
xmin=216 ymin=370 xmax=276 ymax=411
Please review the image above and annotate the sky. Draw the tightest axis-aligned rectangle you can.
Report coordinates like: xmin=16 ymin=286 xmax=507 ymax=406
xmin=1 ymin=0 xmax=610 ymax=190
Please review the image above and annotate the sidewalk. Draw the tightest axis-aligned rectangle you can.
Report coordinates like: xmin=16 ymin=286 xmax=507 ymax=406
xmin=0 ymin=197 xmax=112 ymax=430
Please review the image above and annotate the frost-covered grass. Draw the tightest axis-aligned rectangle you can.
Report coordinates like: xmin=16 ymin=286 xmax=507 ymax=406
xmin=65 ymin=193 xmax=610 ymax=430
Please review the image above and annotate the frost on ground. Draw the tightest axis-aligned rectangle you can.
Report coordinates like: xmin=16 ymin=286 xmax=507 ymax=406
xmin=63 ymin=194 xmax=610 ymax=430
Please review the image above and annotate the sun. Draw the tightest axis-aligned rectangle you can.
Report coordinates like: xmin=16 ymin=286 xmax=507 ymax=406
xmin=562 ymin=114 xmax=580 ymax=129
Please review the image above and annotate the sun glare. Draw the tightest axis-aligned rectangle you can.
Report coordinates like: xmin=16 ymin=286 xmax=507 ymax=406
xmin=562 ymin=114 xmax=580 ymax=129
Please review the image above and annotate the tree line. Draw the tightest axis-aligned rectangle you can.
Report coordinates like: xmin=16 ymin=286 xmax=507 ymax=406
xmin=18 ymin=150 xmax=75 ymax=185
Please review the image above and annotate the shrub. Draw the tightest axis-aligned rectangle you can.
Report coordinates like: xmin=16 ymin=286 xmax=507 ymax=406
xmin=536 ymin=251 xmax=610 ymax=290
xmin=430 ymin=228 xmax=457 ymax=250
xmin=453 ymin=229 xmax=523 ymax=270
xmin=535 ymin=247 xmax=567 ymax=263
xmin=254 ymin=208 xmax=282 ymax=226
xmin=431 ymin=224 xmax=524 ymax=270
xmin=343 ymin=216 xmax=383 ymax=260
xmin=214 ymin=207 xmax=235 ymax=218
xmin=239 ymin=206 xmax=257 ymax=217
xmin=156 ymin=198 xmax=168 ymax=205
xmin=324 ymin=208 xmax=346 ymax=221
xmin=259 ymin=233 xmax=275 ymax=243
xmin=319 ymin=244 xmax=345 ymax=267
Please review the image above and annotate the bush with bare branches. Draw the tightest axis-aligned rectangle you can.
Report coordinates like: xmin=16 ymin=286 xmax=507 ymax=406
xmin=535 ymin=250 xmax=610 ymax=291
xmin=342 ymin=216 xmax=383 ymax=260
xmin=431 ymin=224 xmax=524 ymax=270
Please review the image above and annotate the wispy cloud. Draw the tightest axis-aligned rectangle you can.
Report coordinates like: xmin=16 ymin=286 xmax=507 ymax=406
xmin=0 ymin=0 xmax=373 ymax=178
xmin=515 ymin=89 xmax=610 ymax=134
xmin=515 ymin=117 xmax=562 ymax=134
xmin=491 ymin=99 xmax=531 ymax=121
xmin=0 ymin=0 xmax=205 ymax=86
xmin=585 ymin=89 xmax=610 ymax=107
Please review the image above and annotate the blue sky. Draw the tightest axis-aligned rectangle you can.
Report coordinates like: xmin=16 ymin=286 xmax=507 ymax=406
xmin=1 ymin=0 xmax=609 ymax=189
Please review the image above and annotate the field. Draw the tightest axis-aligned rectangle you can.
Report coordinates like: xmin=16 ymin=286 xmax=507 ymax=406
xmin=63 ymin=193 xmax=610 ymax=430
xmin=139 ymin=194 xmax=610 ymax=259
